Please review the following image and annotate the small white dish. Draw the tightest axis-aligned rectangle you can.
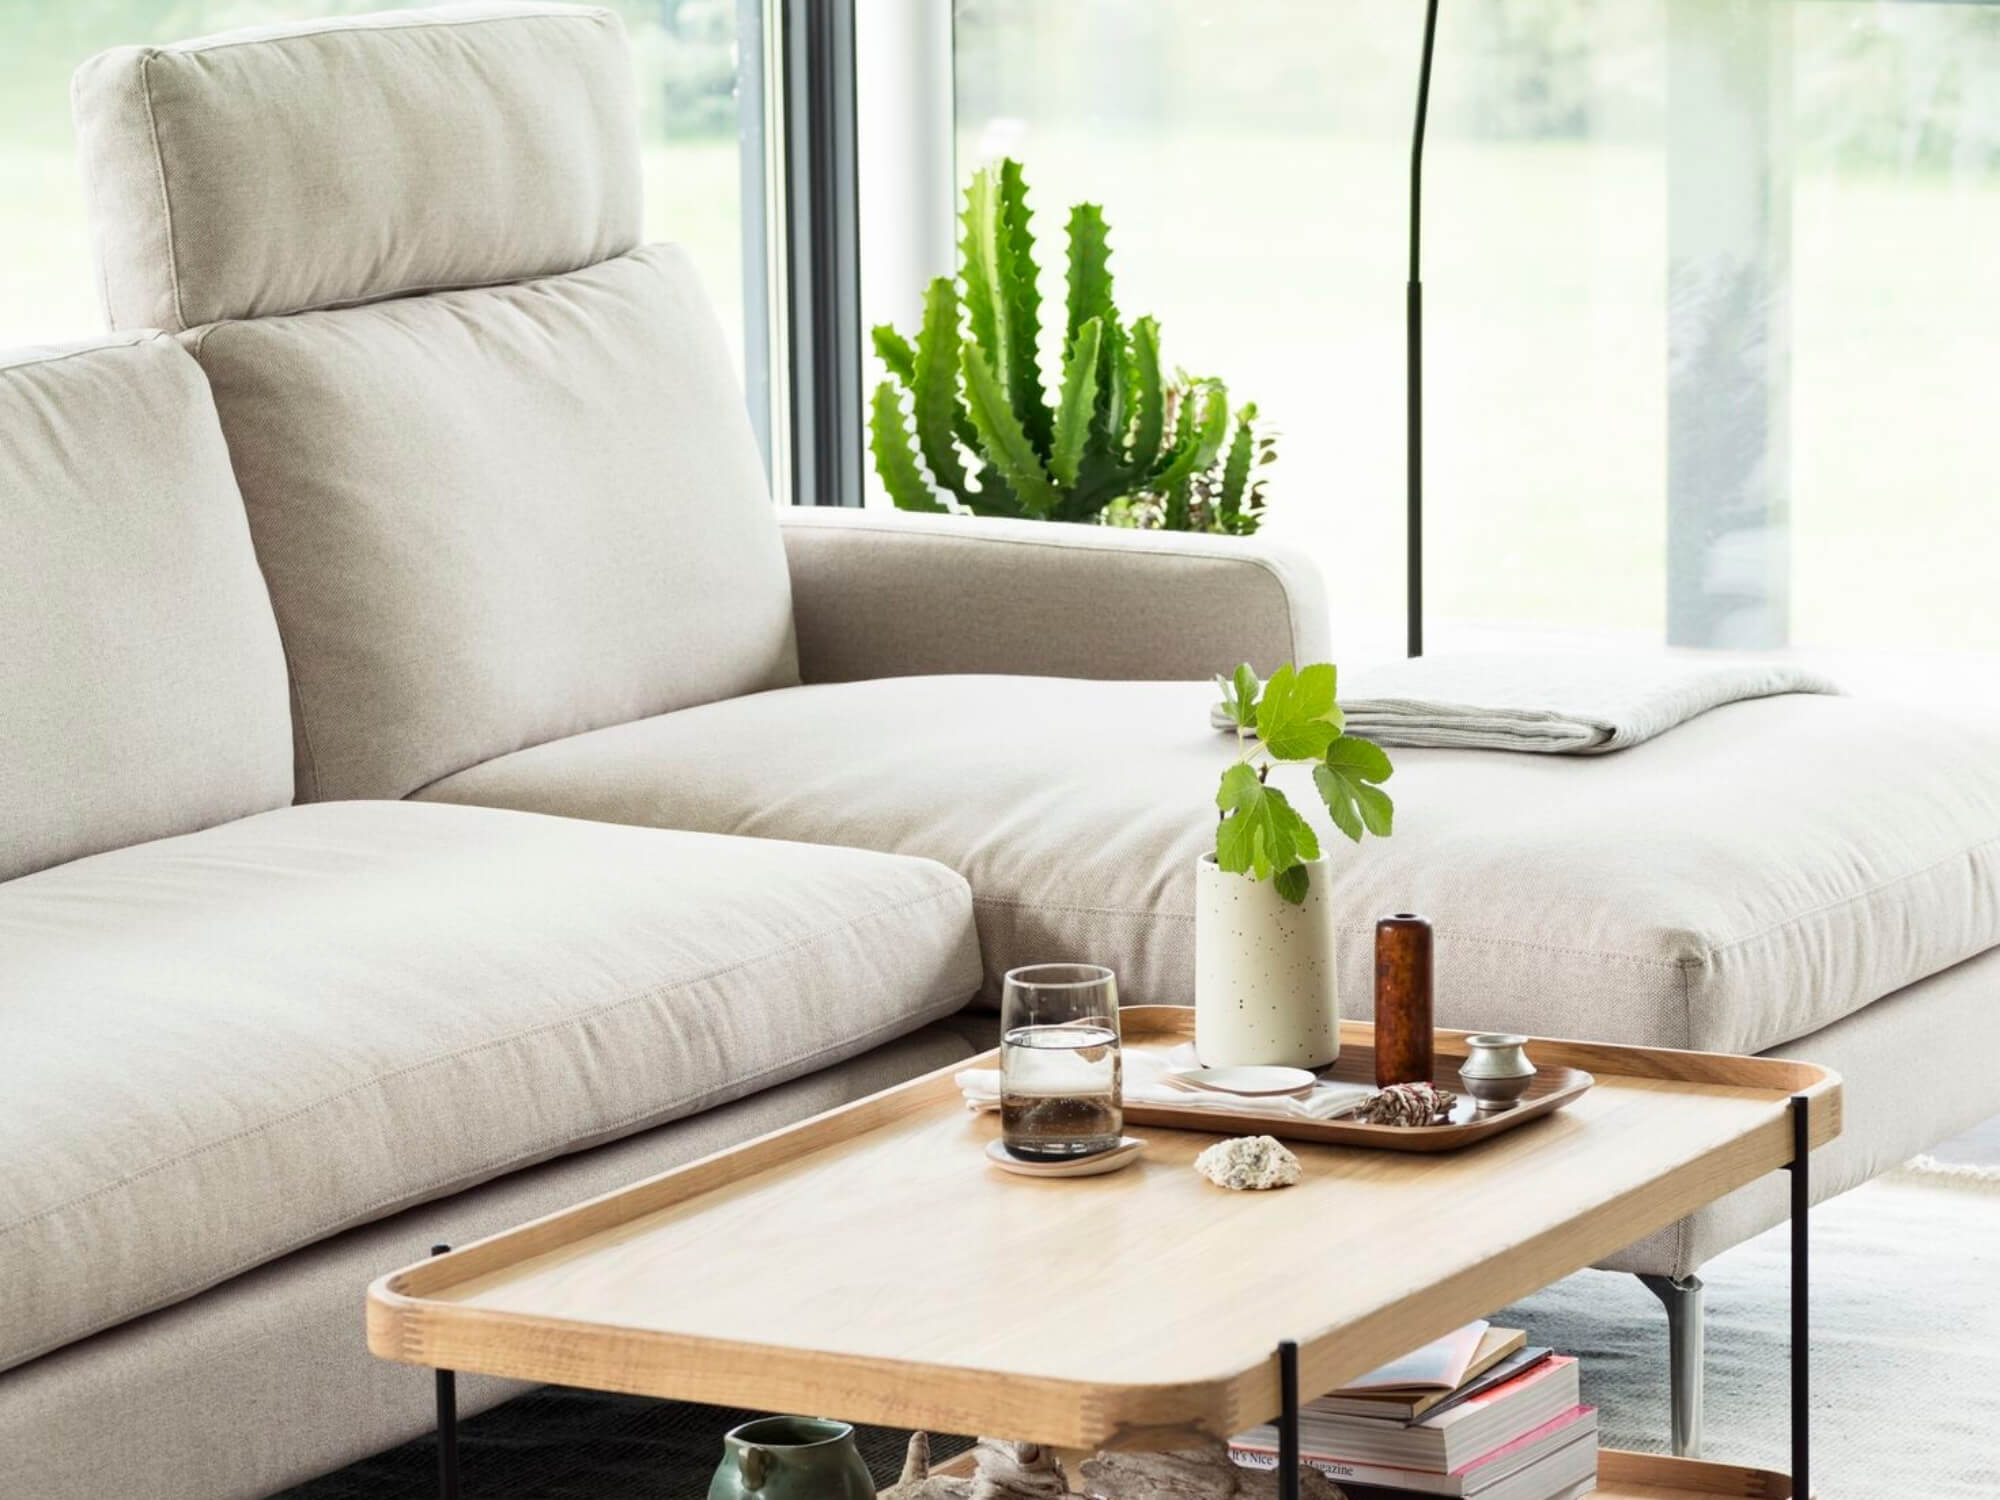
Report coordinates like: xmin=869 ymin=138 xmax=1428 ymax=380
xmin=1172 ymin=1065 xmax=1318 ymax=1098
xmin=985 ymin=1136 xmax=1146 ymax=1178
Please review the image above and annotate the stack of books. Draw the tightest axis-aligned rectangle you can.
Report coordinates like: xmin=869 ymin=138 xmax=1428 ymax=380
xmin=1232 ymin=1322 xmax=1597 ymax=1499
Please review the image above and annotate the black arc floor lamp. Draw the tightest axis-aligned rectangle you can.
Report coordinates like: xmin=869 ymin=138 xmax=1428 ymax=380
xmin=1407 ymin=0 xmax=1440 ymax=659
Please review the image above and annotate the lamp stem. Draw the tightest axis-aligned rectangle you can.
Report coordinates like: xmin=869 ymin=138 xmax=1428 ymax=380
xmin=1408 ymin=0 xmax=1440 ymax=659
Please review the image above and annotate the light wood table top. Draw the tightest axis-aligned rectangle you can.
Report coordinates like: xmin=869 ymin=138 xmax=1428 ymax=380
xmin=369 ymin=1010 xmax=1838 ymax=1455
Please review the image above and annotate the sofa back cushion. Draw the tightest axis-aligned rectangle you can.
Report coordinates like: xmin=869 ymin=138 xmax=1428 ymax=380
xmin=72 ymin=3 xmax=798 ymax=800
xmin=189 ymin=247 xmax=797 ymax=801
xmin=0 ymin=336 xmax=293 ymax=880
xmin=71 ymin=3 xmax=641 ymax=333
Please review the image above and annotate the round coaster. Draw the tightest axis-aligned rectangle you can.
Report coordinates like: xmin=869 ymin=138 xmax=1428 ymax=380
xmin=984 ymin=1136 xmax=1146 ymax=1178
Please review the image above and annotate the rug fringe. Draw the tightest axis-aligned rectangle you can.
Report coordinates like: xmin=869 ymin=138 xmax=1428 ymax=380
xmin=1887 ymin=1154 xmax=2000 ymax=1192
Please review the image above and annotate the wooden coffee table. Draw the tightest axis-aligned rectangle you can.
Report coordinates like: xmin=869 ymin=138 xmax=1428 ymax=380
xmin=369 ymin=1008 xmax=1837 ymax=1499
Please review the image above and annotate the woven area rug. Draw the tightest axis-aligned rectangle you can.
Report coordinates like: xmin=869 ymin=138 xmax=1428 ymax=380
xmin=1498 ymin=1162 xmax=2000 ymax=1498
xmin=282 ymin=1163 xmax=1999 ymax=1499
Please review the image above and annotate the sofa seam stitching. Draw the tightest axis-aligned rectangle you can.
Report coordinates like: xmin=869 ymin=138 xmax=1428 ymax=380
xmin=2 ymin=998 xmax=963 ymax=1374
xmin=1661 ymin=966 xmax=1698 ymax=1280
xmin=0 ymin=881 xmax=968 ymax=1239
xmin=1328 ymin=926 xmax=1686 ymax=971
xmin=784 ymin=517 xmax=1267 ymax=567
xmin=971 ymin=894 xmax=1697 ymax=972
xmin=136 ymin=52 xmax=188 ymax=333
xmin=1699 ymin=833 xmax=2000 ymax=958
xmin=163 ymin=8 xmax=612 ymax=57
xmin=174 ymin=248 xmax=652 ymax=336
xmin=0 ymin=335 xmax=164 ymax=379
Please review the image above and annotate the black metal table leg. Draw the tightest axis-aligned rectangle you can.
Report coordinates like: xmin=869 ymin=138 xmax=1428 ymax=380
xmin=1788 ymin=1098 xmax=1809 ymax=1500
xmin=431 ymin=1244 xmax=461 ymax=1500
xmin=1277 ymin=1339 xmax=1300 ymax=1500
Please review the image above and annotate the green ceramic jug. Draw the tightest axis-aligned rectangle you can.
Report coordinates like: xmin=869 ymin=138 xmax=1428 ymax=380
xmin=708 ymin=1416 xmax=877 ymax=1500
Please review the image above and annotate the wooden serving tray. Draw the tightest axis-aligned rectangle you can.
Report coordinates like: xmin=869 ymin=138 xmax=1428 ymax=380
xmin=1118 ymin=1006 xmax=1592 ymax=1153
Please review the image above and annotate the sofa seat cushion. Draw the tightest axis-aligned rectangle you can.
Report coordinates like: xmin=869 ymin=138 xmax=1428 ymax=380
xmin=420 ymin=676 xmax=2000 ymax=1058
xmin=0 ymin=801 xmax=978 ymax=1374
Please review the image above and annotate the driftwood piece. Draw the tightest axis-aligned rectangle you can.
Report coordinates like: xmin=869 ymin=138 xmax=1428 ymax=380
xmin=879 ymin=1433 xmax=1334 ymax=1500
xmin=1078 ymin=1441 xmax=1346 ymax=1500
xmin=878 ymin=1431 xmax=969 ymax=1500
xmin=969 ymin=1439 xmax=1069 ymax=1500
xmin=879 ymin=1434 xmax=1067 ymax=1500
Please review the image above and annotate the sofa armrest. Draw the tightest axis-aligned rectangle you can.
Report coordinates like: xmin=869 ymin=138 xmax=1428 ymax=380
xmin=779 ymin=508 xmax=1330 ymax=684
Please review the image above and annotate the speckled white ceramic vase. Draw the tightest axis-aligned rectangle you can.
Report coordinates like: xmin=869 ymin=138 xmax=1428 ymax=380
xmin=1194 ymin=853 xmax=1340 ymax=1068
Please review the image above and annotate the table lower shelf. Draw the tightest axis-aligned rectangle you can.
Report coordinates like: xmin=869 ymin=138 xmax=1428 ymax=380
xmin=1596 ymin=1450 xmax=1794 ymax=1497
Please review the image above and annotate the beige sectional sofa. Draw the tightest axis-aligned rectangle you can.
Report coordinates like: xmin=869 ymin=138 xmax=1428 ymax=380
xmin=6 ymin=3 xmax=2000 ymax=1496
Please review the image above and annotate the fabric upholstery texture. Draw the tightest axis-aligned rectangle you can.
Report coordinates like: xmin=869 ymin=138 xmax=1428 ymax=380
xmin=779 ymin=508 xmax=1330 ymax=683
xmin=71 ymin=3 xmax=639 ymax=332
xmin=1597 ymin=942 xmax=2000 ymax=1279
xmin=423 ymin=677 xmax=2000 ymax=1051
xmin=189 ymin=247 xmax=797 ymax=802
xmin=0 ymin=335 xmax=291 ymax=882
xmin=0 ymin=1028 xmax=977 ymax=1500
xmin=0 ymin=800 xmax=979 ymax=1375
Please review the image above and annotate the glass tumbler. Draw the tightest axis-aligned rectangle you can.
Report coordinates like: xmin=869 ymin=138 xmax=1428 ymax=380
xmin=999 ymin=963 xmax=1123 ymax=1161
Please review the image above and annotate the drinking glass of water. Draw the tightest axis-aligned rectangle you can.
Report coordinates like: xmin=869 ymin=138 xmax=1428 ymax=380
xmin=1000 ymin=963 xmax=1122 ymax=1161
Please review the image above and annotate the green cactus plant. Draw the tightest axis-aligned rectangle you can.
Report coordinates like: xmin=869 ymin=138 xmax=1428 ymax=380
xmin=868 ymin=159 xmax=1273 ymax=534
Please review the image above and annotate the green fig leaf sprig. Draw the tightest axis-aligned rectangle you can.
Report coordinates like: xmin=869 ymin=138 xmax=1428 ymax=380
xmin=1212 ymin=662 xmax=1394 ymax=904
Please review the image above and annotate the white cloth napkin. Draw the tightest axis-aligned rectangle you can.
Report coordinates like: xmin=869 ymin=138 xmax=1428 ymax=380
xmin=956 ymin=1041 xmax=1375 ymax=1122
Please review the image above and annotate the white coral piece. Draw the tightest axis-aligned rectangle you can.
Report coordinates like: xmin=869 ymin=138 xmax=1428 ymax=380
xmin=1193 ymin=1135 xmax=1301 ymax=1191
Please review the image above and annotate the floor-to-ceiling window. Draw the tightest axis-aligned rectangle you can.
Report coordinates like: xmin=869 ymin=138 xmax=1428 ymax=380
xmin=917 ymin=0 xmax=2000 ymax=685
